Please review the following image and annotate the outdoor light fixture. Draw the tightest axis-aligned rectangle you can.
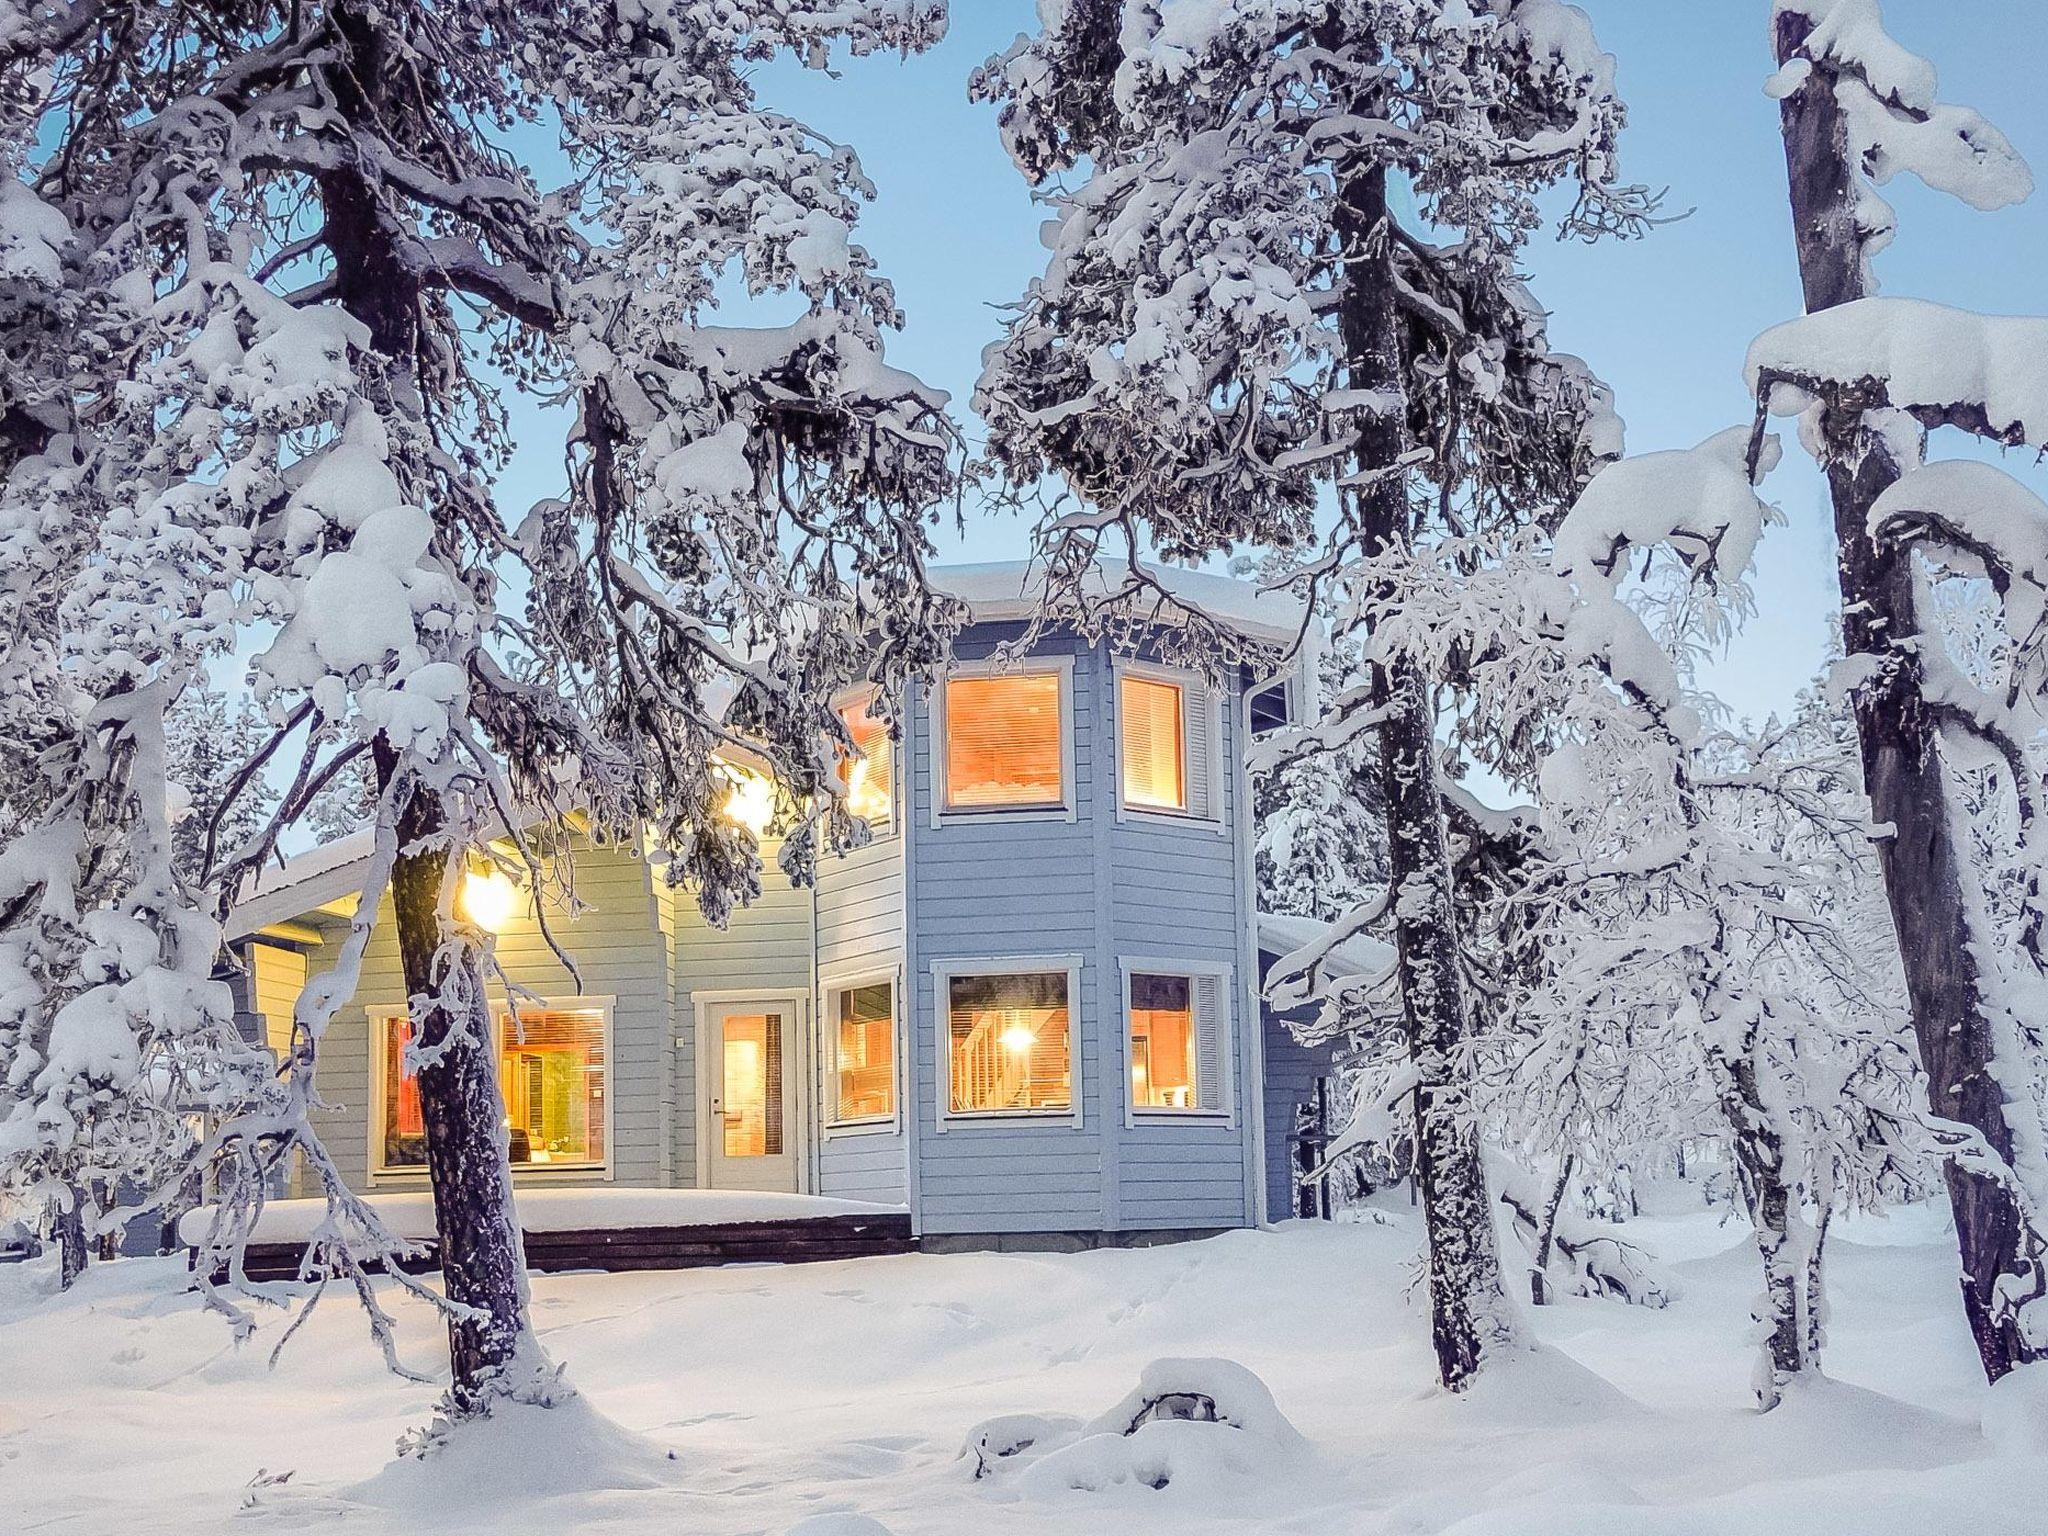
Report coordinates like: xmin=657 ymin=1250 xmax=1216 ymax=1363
xmin=458 ymin=867 xmax=520 ymax=933
xmin=720 ymin=765 xmax=778 ymax=837
xmin=999 ymin=1022 xmax=1038 ymax=1055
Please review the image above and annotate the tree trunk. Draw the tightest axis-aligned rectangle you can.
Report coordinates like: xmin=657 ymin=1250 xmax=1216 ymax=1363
xmin=1335 ymin=155 xmax=1511 ymax=1391
xmin=383 ymin=751 xmax=533 ymax=1414
xmin=317 ymin=3 xmax=538 ymax=1415
xmin=53 ymin=1197 xmax=87 ymax=1290
xmin=1806 ymin=1204 xmax=1832 ymax=1365
xmin=1726 ymin=1056 xmax=1805 ymax=1410
xmin=1531 ymin=1154 xmax=1574 ymax=1306
xmin=1774 ymin=11 xmax=2044 ymax=1383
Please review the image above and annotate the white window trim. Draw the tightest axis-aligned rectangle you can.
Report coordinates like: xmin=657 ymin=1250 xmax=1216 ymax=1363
xmin=930 ymin=654 xmax=1079 ymax=828
xmin=833 ymin=683 xmax=899 ymax=840
xmin=367 ymin=994 xmax=618 ymax=1182
xmin=820 ymin=963 xmax=903 ymax=1137
xmin=1118 ymin=958 xmax=1236 ymax=1128
xmin=931 ymin=954 xmax=1086 ymax=1131
xmin=690 ymin=988 xmax=813 ymax=1193
xmin=1112 ymin=657 xmax=1225 ymax=832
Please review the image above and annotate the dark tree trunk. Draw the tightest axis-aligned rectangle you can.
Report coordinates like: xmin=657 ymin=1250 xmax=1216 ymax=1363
xmin=1774 ymin=12 xmax=2044 ymax=1383
xmin=53 ymin=1198 xmax=87 ymax=1290
xmin=1335 ymin=155 xmax=1510 ymax=1392
xmin=381 ymin=746 xmax=532 ymax=1413
xmin=318 ymin=3 xmax=536 ymax=1414
xmin=1531 ymin=1154 xmax=1574 ymax=1306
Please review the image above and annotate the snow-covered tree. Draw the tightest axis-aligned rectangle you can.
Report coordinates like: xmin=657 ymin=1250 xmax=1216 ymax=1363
xmin=974 ymin=0 xmax=1648 ymax=1391
xmin=7 ymin=0 xmax=960 ymax=1418
xmin=166 ymin=679 xmax=279 ymax=892
xmin=1758 ymin=0 xmax=2048 ymax=1381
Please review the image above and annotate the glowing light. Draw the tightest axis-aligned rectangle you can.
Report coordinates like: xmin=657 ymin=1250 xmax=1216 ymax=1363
xmin=720 ymin=766 xmax=778 ymax=836
xmin=1000 ymin=1023 xmax=1038 ymax=1055
xmin=459 ymin=868 xmax=520 ymax=932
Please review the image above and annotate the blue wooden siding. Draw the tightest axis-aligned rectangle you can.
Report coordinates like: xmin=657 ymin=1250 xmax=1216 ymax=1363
xmin=903 ymin=624 xmax=1263 ymax=1236
xmin=1258 ymin=985 xmax=1334 ymax=1221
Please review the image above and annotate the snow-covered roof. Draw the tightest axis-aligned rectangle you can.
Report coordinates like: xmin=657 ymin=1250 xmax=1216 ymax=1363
xmin=227 ymin=828 xmax=378 ymax=942
xmin=1255 ymin=910 xmax=1397 ymax=981
xmin=935 ymin=559 xmax=1309 ymax=650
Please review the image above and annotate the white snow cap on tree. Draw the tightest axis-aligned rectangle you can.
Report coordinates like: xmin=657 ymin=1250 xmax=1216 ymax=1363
xmin=1769 ymin=0 xmax=2032 ymax=268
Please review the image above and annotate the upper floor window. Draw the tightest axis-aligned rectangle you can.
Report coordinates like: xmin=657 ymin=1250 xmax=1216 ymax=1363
xmin=942 ymin=668 xmax=1068 ymax=814
xmin=1117 ymin=663 xmax=1218 ymax=821
xmin=944 ymin=966 xmax=1076 ymax=1117
xmin=838 ymin=690 xmax=894 ymax=831
xmin=376 ymin=1002 xmax=609 ymax=1174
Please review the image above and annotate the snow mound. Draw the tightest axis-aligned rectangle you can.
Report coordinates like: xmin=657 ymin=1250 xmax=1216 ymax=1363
xmin=785 ymin=1517 xmax=895 ymax=1536
xmin=1982 ymin=1362 xmax=2048 ymax=1457
xmin=965 ymin=1358 xmax=1309 ymax=1501
xmin=346 ymin=1392 xmax=681 ymax=1514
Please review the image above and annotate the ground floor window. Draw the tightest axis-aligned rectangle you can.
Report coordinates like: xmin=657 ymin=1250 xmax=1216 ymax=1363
xmin=944 ymin=967 xmax=1075 ymax=1116
xmin=375 ymin=1002 xmax=609 ymax=1173
xmin=830 ymin=979 xmax=896 ymax=1125
xmin=1126 ymin=966 xmax=1228 ymax=1116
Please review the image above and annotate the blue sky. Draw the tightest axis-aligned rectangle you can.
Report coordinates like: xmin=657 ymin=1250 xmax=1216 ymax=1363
xmin=495 ymin=0 xmax=2048 ymax=727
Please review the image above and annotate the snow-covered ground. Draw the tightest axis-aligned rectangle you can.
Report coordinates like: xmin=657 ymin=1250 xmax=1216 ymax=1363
xmin=3 ymin=1198 xmax=2044 ymax=1535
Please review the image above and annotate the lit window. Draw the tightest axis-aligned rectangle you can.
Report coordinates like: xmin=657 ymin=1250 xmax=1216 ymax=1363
xmin=1128 ymin=970 xmax=1226 ymax=1115
xmin=943 ymin=671 xmax=1065 ymax=812
xmin=717 ymin=759 xmax=779 ymax=837
xmin=1121 ymin=674 xmax=1187 ymax=812
xmin=947 ymin=970 xmax=1072 ymax=1114
xmin=721 ymin=1011 xmax=783 ymax=1157
xmin=839 ymin=692 xmax=894 ymax=830
xmin=377 ymin=1005 xmax=608 ymax=1172
xmin=832 ymin=980 xmax=896 ymax=1124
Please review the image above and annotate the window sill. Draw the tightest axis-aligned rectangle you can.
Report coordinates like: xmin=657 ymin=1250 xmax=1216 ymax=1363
xmin=824 ymin=1117 xmax=900 ymax=1139
xmin=939 ymin=1110 xmax=1083 ymax=1129
xmin=1118 ymin=805 xmax=1224 ymax=832
xmin=1128 ymin=1110 xmax=1234 ymax=1126
xmin=934 ymin=804 xmax=1077 ymax=827
xmin=370 ymin=1164 xmax=614 ymax=1184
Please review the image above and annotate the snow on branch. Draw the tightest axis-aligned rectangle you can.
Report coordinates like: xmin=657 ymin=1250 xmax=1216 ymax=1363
xmin=1747 ymin=297 xmax=2048 ymax=448
xmin=1772 ymin=0 xmax=2032 ymax=222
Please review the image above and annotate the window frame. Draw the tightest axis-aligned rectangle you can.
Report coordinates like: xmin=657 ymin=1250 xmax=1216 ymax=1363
xmin=1113 ymin=658 xmax=1224 ymax=830
xmin=367 ymin=994 xmax=618 ymax=1181
xmin=1118 ymin=958 xmax=1235 ymax=1127
xmin=821 ymin=965 xmax=902 ymax=1136
xmin=931 ymin=955 xmax=1086 ymax=1130
xmin=930 ymin=656 xmax=1078 ymax=827
xmin=833 ymin=684 xmax=898 ymax=839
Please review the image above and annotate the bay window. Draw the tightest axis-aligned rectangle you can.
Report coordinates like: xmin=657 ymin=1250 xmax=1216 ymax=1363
xmin=1117 ymin=662 xmax=1218 ymax=820
xmin=1125 ymin=965 xmax=1229 ymax=1117
xmin=830 ymin=978 xmax=897 ymax=1125
xmin=944 ymin=966 xmax=1077 ymax=1117
xmin=375 ymin=1002 xmax=609 ymax=1173
xmin=941 ymin=667 xmax=1068 ymax=814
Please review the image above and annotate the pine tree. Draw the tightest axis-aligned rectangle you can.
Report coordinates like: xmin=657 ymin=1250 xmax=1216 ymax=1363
xmin=974 ymin=0 xmax=1648 ymax=1390
xmin=6 ymin=0 xmax=960 ymax=1413
xmin=1758 ymin=0 xmax=2048 ymax=1381
xmin=165 ymin=678 xmax=278 ymax=893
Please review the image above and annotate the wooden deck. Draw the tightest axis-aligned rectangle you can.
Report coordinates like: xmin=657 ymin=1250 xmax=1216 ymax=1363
xmin=209 ymin=1210 xmax=918 ymax=1283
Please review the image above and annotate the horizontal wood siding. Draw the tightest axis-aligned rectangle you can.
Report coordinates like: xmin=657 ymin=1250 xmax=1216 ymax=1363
xmin=1260 ymin=996 xmax=1332 ymax=1220
xmin=297 ymin=841 xmax=670 ymax=1195
xmin=910 ymin=628 xmax=1107 ymax=1234
xmin=1108 ymin=658 xmax=1252 ymax=1229
xmin=815 ymin=829 xmax=908 ymax=1202
xmin=670 ymin=854 xmax=815 ymax=1189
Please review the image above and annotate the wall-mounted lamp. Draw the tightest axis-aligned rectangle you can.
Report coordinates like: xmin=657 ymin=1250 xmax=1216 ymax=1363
xmin=458 ymin=866 xmax=521 ymax=933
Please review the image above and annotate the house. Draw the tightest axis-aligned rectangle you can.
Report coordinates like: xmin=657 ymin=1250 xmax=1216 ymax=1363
xmin=225 ymin=562 xmax=1347 ymax=1249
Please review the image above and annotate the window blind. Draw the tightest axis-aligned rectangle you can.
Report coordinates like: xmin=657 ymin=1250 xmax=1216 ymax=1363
xmin=944 ymin=673 xmax=1064 ymax=810
xmin=840 ymin=693 xmax=893 ymax=829
xmin=1121 ymin=675 xmax=1186 ymax=811
xmin=946 ymin=970 xmax=1072 ymax=1113
xmin=835 ymin=981 xmax=895 ymax=1122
